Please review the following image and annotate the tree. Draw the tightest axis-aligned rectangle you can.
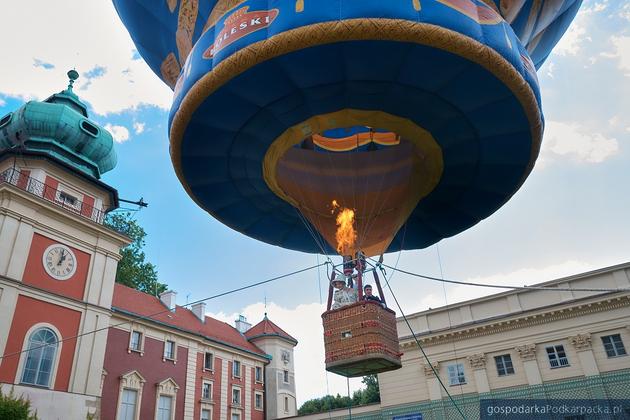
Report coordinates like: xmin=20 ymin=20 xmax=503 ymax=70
xmin=297 ymin=375 xmax=380 ymax=415
xmin=104 ymin=212 xmax=167 ymax=295
xmin=0 ymin=386 xmax=38 ymax=420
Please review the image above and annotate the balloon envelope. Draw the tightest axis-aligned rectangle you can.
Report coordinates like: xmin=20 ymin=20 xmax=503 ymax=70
xmin=113 ymin=0 xmax=581 ymax=255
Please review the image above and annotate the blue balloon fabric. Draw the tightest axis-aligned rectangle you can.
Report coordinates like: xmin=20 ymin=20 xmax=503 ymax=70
xmin=113 ymin=0 xmax=581 ymax=255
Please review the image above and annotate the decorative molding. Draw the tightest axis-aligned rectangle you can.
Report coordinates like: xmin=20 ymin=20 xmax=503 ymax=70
xmin=157 ymin=377 xmax=180 ymax=395
xmin=515 ymin=344 xmax=537 ymax=361
xmin=399 ymin=296 xmax=630 ymax=349
xmin=423 ymin=362 xmax=439 ymax=377
xmin=120 ymin=370 xmax=146 ymax=390
xmin=467 ymin=353 xmax=487 ymax=369
xmin=569 ymin=333 xmax=592 ymax=351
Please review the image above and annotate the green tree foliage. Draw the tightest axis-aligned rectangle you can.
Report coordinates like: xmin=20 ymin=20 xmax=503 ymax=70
xmin=104 ymin=212 xmax=167 ymax=295
xmin=0 ymin=387 xmax=38 ymax=420
xmin=298 ymin=375 xmax=380 ymax=415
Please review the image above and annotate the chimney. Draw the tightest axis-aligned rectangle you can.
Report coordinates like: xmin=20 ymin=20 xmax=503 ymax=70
xmin=191 ymin=302 xmax=206 ymax=323
xmin=235 ymin=315 xmax=251 ymax=333
xmin=160 ymin=290 xmax=177 ymax=311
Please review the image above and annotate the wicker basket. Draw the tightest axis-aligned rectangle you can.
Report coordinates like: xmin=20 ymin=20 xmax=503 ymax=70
xmin=322 ymin=301 xmax=402 ymax=377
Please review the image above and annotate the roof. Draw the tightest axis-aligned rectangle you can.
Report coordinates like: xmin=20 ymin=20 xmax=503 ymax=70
xmin=245 ymin=315 xmax=298 ymax=345
xmin=112 ymin=283 xmax=267 ymax=358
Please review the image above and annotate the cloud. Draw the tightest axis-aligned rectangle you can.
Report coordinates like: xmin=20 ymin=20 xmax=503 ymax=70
xmin=539 ymin=120 xmax=619 ymax=166
xmin=608 ymin=36 xmax=630 ymax=76
xmin=552 ymin=19 xmax=588 ymax=57
xmin=0 ymin=1 xmax=171 ymax=115
xmin=207 ymin=302 xmax=365 ymax=406
xmin=105 ymin=123 xmax=130 ymax=143
xmin=33 ymin=59 xmax=55 ymax=70
xmin=133 ymin=121 xmax=145 ymax=134
xmin=416 ymin=260 xmax=597 ymax=310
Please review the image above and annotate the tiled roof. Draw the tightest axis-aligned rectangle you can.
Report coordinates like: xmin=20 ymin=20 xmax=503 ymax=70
xmin=245 ymin=316 xmax=298 ymax=344
xmin=112 ymin=283 xmax=267 ymax=357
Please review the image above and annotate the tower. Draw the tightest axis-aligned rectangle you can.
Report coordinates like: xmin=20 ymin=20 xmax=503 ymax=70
xmin=245 ymin=314 xmax=299 ymax=419
xmin=0 ymin=71 xmax=128 ymax=419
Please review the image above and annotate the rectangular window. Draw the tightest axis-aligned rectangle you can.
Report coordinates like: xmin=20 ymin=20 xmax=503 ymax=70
xmin=232 ymin=388 xmax=241 ymax=405
xmin=231 ymin=413 xmax=240 ymax=420
xmin=119 ymin=389 xmax=137 ymax=420
xmin=164 ymin=340 xmax=175 ymax=360
xmin=255 ymin=393 xmax=263 ymax=410
xmin=255 ymin=366 xmax=263 ymax=383
xmin=201 ymin=409 xmax=211 ymax=420
xmin=59 ymin=191 xmax=77 ymax=206
xmin=494 ymin=354 xmax=515 ymax=376
xmin=283 ymin=370 xmax=289 ymax=383
xmin=157 ymin=395 xmax=173 ymax=420
xmin=204 ymin=352 xmax=214 ymax=370
xmin=130 ymin=331 xmax=142 ymax=352
xmin=447 ymin=363 xmax=466 ymax=386
xmin=232 ymin=360 xmax=241 ymax=378
xmin=202 ymin=382 xmax=212 ymax=400
xmin=602 ymin=334 xmax=627 ymax=358
xmin=546 ymin=345 xmax=569 ymax=368
xmin=284 ymin=396 xmax=289 ymax=412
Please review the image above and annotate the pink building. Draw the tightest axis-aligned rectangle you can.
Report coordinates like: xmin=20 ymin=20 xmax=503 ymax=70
xmin=0 ymin=72 xmax=297 ymax=420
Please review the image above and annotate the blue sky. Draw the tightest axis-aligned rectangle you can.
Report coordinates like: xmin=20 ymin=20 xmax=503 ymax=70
xmin=1 ymin=0 xmax=629 ymax=403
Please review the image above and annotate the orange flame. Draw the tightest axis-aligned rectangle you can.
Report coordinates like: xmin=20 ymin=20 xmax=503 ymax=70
xmin=331 ymin=200 xmax=357 ymax=255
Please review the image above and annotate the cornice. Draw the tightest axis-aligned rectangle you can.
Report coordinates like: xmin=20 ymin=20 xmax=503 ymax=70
xmin=400 ymin=295 xmax=630 ymax=349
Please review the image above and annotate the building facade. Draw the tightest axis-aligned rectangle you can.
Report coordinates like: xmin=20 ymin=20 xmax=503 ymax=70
xmin=293 ymin=262 xmax=630 ymax=420
xmin=0 ymin=73 xmax=298 ymax=420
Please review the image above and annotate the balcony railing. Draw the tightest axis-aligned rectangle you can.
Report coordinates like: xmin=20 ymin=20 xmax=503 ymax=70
xmin=0 ymin=167 xmax=106 ymax=224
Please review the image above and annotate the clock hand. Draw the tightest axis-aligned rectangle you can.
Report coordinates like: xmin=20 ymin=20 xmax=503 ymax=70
xmin=57 ymin=250 xmax=66 ymax=266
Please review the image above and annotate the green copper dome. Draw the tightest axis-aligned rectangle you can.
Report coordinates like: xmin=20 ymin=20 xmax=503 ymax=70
xmin=0 ymin=70 xmax=117 ymax=179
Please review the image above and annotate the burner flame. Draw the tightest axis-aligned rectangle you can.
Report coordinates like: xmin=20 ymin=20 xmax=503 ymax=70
xmin=331 ymin=200 xmax=357 ymax=255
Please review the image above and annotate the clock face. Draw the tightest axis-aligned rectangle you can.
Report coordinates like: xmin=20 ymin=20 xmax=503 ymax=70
xmin=42 ymin=244 xmax=77 ymax=280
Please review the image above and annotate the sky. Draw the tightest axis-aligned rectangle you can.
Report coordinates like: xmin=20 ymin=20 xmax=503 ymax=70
xmin=1 ymin=0 xmax=630 ymax=405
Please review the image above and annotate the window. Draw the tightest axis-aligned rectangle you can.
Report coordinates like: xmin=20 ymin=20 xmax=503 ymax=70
xmin=231 ymin=413 xmax=240 ymax=420
xmin=130 ymin=331 xmax=142 ymax=352
xmin=202 ymin=382 xmax=212 ymax=400
xmin=546 ymin=345 xmax=569 ymax=368
xmin=119 ymin=389 xmax=138 ymax=420
xmin=447 ymin=363 xmax=466 ymax=386
xmin=204 ymin=352 xmax=214 ymax=370
xmin=157 ymin=395 xmax=173 ymax=420
xmin=201 ymin=409 xmax=211 ymax=420
xmin=21 ymin=327 xmax=58 ymax=387
xmin=59 ymin=191 xmax=77 ymax=206
xmin=232 ymin=360 xmax=241 ymax=377
xmin=283 ymin=370 xmax=289 ymax=383
xmin=255 ymin=392 xmax=263 ymax=410
xmin=255 ymin=366 xmax=263 ymax=383
xmin=494 ymin=354 xmax=515 ymax=376
xmin=232 ymin=387 xmax=241 ymax=405
xmin=164 ymin=340 xmax=175 ymax=360
xmin=284 ymin=396 xmax=289 ymax=412
xmin=602 ymin=334 xmax=627 ymax=358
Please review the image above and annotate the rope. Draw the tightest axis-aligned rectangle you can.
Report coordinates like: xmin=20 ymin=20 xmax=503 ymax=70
xmin=317 ymin=255 xmax=334 ymax=420
xmin=0 ymin=262 xmax=327 ymax=361
xmin=375 ymin=262 xmax=630 ymax=293
xmin=378 ymin=265 xmax=467 ymax=419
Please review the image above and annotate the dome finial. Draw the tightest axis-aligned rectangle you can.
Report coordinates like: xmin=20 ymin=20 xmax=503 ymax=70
xmin=67 ymin=69 xmax=79 ymax=91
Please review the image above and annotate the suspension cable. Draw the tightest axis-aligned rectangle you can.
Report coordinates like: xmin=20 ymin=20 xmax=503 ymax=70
xmin=0 ymin=262 xmax=328 ymax=361
xmin=374 ymin=262 xmax=630 ymax=293
xmin=378 ymin=265 xmax=467 ymax=419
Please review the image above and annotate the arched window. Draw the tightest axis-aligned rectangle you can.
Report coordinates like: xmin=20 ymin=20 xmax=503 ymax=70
xmin=21 ymin=327 xmax=58 ymax=387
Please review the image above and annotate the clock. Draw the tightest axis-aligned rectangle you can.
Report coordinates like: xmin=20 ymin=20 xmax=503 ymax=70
xmin=42 ymin=244 xmax=77 ymax=280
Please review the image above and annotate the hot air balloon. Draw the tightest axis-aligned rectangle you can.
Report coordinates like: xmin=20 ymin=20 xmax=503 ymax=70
xmin=113 ymin=0 xmax=582 ymax=377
